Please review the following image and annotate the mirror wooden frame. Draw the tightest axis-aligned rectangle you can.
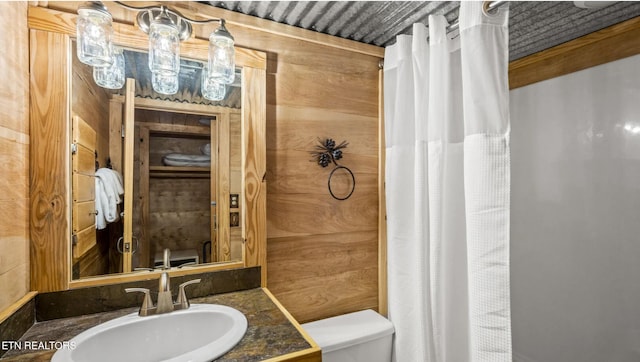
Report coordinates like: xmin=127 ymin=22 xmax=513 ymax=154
xmin=28 ymin=5 xmax=266 ymax=292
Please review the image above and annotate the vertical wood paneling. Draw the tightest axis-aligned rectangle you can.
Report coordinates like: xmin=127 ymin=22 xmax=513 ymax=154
xmin=108 ymin=100 xmax=124 ymax=174
xmin=229 ymin=113 xmax=243 ymax=261
xmin=0 ymin=200 xmax=29 ymax=311
xmin=138 ymin=126 xmax=150 ymax=267
xmin=122 ymin=79 xmax=135 ymax=273
xmin=0 ymin=1 xmax=29 ymax=312
xmin=377 ymin=70 xmax=387 ymax=316
xmin=218 ymin=112 xmax=231 ymax=261
xmin=71 ymin=53 xmax=110 ymax=167
xmin=242 ymin=67 xmax=267 ymax=286
xmin=29 ymin=29 xmax=70 ymax=293
xmin=210 ymin=119 xmax=220 ymax=263
xmin=70 ymin=115 xmax=100 ymax=275
xmin=0 ymin=2 xmax=29 ymax=135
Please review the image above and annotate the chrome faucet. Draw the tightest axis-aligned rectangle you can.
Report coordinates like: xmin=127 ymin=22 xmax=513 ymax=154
xmin=162 ymin=248 xmax=171 ymax=269
xmin=125 ymin=272 xmax=201 ymax=316
xmin=155 ymin=272 xmax=174 ymax=314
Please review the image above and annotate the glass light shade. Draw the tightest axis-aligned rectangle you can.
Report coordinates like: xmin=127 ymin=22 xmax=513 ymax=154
xmin=207 ymin=22 xmax=235 ymax=85
xmin=152 ymin=71 xmax=178 ymax=95
xmin=148 ymin=15 xmax=180 ymax=75
xmin=202 ymin=67 xmax=227 ymax=101
xmin=76 ymin=6 xmax=113 ymax=67
xmin=93 ymin=47 xmax=124 ymax=89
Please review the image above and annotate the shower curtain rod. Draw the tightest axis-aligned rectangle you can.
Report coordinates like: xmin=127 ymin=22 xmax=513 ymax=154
xmin=377 ymin=1 xmax=509 ymax=69
xmin=447 ymin=0 xmax=508 ymax=32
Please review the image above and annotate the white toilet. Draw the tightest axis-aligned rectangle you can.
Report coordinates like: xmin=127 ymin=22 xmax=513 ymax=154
xmin=302 ymin=309 xmax=394 ymax=362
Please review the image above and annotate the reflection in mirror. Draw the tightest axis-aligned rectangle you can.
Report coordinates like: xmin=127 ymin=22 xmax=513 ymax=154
xmin=71 ymin=42 xmax=243 ymax=280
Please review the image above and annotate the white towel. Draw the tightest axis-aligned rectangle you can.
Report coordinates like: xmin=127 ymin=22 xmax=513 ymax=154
xmin=162 ymin=153 xmax=211 ymax=167
xmin=95 ymin=168 xmax=124 ymax=224
xmin=95 ymin=178 xmax=108 ymax=230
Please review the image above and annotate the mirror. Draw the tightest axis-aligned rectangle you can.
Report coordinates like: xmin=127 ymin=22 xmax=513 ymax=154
xmin=28 ymin=6 xmax=265 ymax=292
xmin=71 ymin=43 xmax=243 ymax=279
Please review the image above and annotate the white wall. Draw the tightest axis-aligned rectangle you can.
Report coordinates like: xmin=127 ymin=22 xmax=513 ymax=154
xmin=510 ymin=54 xmax=640 ymax=362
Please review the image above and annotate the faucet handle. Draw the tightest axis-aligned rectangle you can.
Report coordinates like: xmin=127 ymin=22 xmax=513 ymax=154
xmin=125 ymin=288 xmax=154 ymax=316
xmin=176 ymin=279 xmax=201 ymax=310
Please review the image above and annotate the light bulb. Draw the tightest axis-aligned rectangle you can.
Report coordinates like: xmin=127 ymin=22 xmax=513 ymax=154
xmin=208 ymin=20 xmax=235 ymax=85
xmin=76 ymin=2 xmax=113 ymax=67
xmin=93 ymin=47 xmax=124 ymax=89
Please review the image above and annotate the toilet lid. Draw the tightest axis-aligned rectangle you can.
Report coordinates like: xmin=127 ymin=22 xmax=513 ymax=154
xmin=302 ymin=309 xmax=395 ymax=353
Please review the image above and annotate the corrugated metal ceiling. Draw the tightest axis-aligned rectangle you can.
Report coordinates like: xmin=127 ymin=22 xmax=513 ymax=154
xmin=206 ymin=1 xmax=640 ymax=60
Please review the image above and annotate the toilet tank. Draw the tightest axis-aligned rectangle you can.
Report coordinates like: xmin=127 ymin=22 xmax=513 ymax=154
xmin=302 ymin=309 xmax=394 ymax=362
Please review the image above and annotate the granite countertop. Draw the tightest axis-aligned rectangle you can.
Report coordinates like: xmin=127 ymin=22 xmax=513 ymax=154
xmin=1 ymin=288 xmax=312 ymax=361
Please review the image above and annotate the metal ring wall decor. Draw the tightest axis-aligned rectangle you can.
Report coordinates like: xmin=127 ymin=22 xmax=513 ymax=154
xmin=311 ymin=138 xmax=356 ymax=200
xmin=328 ymin=165 xmax=355 ymax=200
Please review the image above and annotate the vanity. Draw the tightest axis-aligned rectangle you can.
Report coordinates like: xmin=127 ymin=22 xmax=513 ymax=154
xmin=0 ymin=282 xmax=320 ymax=361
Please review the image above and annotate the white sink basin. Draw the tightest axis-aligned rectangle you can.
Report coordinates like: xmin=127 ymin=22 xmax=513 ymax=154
xmin=52 ymin=304 xmax=247 ymax=362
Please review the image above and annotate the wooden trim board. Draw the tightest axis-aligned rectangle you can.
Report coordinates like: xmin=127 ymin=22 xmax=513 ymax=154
xmin=509 ymin=15 xmax=640 ymax=89
xmin=69 ymin=261 xmax=244 ymax=289
xmin=262 ymin=288 xmax=322 ymax=362
xmin=242 ymin=67 xmax=267 ymax=286
xmin=42 ymin=1 xmax=383 ymax=58
xmin=377 ymin=69 xmax=387 ymax=317
xmin=0 ymin=292 xmax=37 ymax=325
xmin=29 ymin=29 xmax=71 ymax=292
xmin=28 ymin=5 xmax=267 ymax=70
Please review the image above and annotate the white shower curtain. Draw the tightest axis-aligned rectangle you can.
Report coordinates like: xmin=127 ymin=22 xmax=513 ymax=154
xmin=383 ymin=3 xmax=511 ymax=361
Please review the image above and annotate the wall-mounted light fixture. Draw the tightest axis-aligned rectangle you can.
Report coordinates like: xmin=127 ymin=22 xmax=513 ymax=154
xmin=76 ymin=2 xmax=113 ymax=67
xmin=76 ymin=1 xmax=235 ymax=96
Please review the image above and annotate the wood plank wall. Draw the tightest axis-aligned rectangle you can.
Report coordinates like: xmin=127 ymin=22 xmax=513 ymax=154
xmin=0 ymin=1 xmax=30 ymax=312
xmin=72 ymin=51 xmax=111 ymax=167
xmin=201 ymin=9 xmax=382 ymax=323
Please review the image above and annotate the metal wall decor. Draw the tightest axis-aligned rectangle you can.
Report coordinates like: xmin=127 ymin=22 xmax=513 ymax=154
xmin=311 ymin=138 xmax=355 ymax=200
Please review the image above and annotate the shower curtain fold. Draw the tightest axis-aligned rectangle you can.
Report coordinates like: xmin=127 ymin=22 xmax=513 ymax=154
xmin=383 ymin=2 xmax=512 ymax=361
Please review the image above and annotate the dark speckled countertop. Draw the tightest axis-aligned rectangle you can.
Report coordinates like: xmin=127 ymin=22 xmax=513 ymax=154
xmin=1 ymin=288 xmax=313 ymax=362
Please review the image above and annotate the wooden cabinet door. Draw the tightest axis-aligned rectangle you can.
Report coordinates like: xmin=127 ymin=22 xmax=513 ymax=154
xmin=71 ymin=115 xmax=97 ymax=262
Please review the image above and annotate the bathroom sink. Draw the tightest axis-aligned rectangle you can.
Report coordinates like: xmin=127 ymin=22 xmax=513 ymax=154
xmin=52 ymin=304 xmax=247 ymax=362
